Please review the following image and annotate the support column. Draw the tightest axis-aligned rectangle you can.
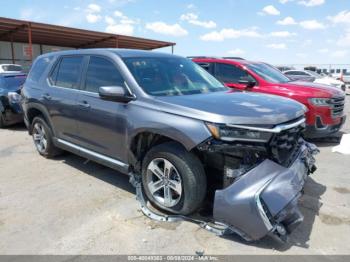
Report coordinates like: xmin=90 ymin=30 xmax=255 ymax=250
xmin=10 ymin=35 xmax=15 ymax=64
xmin=27 ymin=22 xmax=33 ymax=62
xmin=115 ymin=36 xmax=119 ymax=48
xmin=171 ymin=45 xmax=174 ymax=54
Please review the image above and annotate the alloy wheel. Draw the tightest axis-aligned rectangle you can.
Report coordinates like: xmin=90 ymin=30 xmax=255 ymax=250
xmin=146 ymin=158 xmax=182 ymax=208
xmin=33 ymin=122 xmax=48 ymax=154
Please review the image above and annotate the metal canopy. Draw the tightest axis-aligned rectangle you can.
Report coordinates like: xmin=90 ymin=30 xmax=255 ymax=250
xmin=0 ymin=17 xmax=175 ymax=55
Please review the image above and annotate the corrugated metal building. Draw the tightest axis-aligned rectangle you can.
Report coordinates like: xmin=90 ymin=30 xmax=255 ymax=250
xmin=0 ymin=17 xmax=175 ymax=71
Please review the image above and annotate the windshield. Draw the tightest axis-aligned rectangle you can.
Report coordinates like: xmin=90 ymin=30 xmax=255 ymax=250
xmin=0 ymin=75 xmax=26 ymax=89
xmin=247 ymin=63 xmax=291 ymax=83
xmin=306 ymin=70 xmax=322 ymax=79
xmin=123 ymin=57 xmax=226 ymax=96
xmin=1 ymin=65 xmax=22 ymax=72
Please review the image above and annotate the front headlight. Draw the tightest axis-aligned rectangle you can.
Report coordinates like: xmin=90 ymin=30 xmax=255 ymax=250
xmin=309 ymin=98 xmax=330 ymax=106
xmin=8 ymin=92 xmax=22 ymax=103
xmin=205 ymin=123 xmax=272 ymax=142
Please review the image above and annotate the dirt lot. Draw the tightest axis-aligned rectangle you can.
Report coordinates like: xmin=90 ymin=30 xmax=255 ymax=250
xmin=0 ymin=97 xmax=350 ymax=255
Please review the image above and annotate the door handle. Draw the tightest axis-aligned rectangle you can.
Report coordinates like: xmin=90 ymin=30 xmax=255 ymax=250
xmin=77 ymin=101 xmax=90 ymax=108
xmin=41 ymin=93 xmax=52 ymax=100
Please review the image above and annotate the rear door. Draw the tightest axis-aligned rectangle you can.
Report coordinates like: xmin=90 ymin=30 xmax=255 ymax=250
xmin=45 ymin=56 xmax=84 ymax=144
xmin=75 ymin=55 xmax=129 ymax=162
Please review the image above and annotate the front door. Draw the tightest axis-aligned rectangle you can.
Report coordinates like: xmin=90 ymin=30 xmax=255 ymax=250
xmin=214 ymin=62 xmax=257 ymax=91
xmin=75 ymin=55 xmax=129 ymax=162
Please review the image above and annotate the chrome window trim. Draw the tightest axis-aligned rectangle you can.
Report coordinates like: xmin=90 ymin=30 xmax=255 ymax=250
xmin=227 ymin=118 xmax=305 ymax=133
xmin=56 ymin=139 xmax=128 ymax=168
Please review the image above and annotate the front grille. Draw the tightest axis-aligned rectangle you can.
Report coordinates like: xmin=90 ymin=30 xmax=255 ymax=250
xmin=270 ymin=122 xmax=305 ymax=166
xmin=330 ymin=96 xmax=345 ymax=117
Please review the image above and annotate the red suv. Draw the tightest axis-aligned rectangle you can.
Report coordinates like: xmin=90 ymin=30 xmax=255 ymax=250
xmin=192 ymin=57 xmax=346 ymax=138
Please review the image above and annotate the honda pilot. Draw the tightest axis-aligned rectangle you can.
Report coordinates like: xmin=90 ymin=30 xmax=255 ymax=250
xmin=22 ymin=49 xmax=318 ymax=242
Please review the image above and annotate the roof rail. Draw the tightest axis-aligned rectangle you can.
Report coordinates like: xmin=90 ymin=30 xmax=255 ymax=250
xmin=188 ymin=56 xmax=245 ymax=60
xmin=222 ymin=57 xmax=245 ymax=60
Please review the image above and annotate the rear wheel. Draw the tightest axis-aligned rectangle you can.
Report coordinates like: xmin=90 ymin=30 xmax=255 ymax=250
xmin=31 ymin=116 xmax=62 ymax=158
xmin=142 ymin=142 xmax=207 ymax=215
xmin=0 ymin=113 xmax=4 ymax=128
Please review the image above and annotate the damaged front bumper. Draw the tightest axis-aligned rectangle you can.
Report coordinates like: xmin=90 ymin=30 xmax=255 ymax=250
xmin=213 ymin=141 xmax=318 ymax=241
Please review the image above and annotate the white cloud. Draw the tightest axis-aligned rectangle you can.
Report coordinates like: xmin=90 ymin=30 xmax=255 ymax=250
xmin=296 ymin=53 xmax=308 ymax=58
xmin=146 ymin=22 xmax=188 ymax=37
xmin=200 ymin=28 xmax=261 ymax=41
xmin=104 ymin=12 xmax=138 ymax=36
xmin=85 ymin=3 xmax=102 ymax=23
xmin=261 ymin=5 xmax=280 ymax=16
xmin=277 ymin=16 xmax=297 ymax=25
xmin=105 ymin=16 xmax=115 ymax=25
xmin=318 ymin=48 xmax=329 ymax=53
xmin=269 ymin=31 xmax=297 ymax=37
xmin=86 ymin=13 xmax=101 ymax=23
xmin=227 ymin=48 xmax=245 ymax=56
xmin=114 ymin=10 xmax=124 ymax=18
xmin=86 ymin=3 xmax=101 ymax=13
xmin=298 ymin=0 xmax=325 ymax=7
xmin=327 ymin=10 xmax=350 ymax=24
xmin=267 ymin=43 xmax=287 ymax=49
xmin=106 ymin=23 xmax=134 ymax=35
xmin=180 ymin=13 xmax=216 ymax=29
xmin=279 ymin=0 xmax=293 ymax=3
xmin=336 ymin=31 xmax=350 ymax=47
xmin=299 ymin=19 xmax=325 ymax=29
xmin=331 ymin=50 xmax=348 ymax=58
xmin=187 ymin=4 xmax=196 ymax=9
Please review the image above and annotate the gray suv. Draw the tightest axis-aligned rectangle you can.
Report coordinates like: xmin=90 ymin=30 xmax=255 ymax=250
xmin=22 ymin=49 xmax=318 ymax=242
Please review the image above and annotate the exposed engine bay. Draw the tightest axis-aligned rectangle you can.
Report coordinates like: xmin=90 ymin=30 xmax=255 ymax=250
xmin=130 ymin=117 xmax=319 ymax=242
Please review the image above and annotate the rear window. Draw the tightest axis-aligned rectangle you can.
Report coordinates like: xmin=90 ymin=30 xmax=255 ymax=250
xmin=1 ymin=65 xmax=22 ymax=72
xmin=27 ymin=57 xmax=53 ymax=83
xmin=0 ymin=75 xmax=26 ymax=89
xmin=50 ymin=56 xmax=84 ymax=89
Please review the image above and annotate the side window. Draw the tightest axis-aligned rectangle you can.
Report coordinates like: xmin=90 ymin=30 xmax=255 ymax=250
xmin=84 ymin=56 xmax=126 ymax=93
xmin=215 ymin=63 xmax=252 ymax=83
xmin=50 ymin=56 xmax=84 ymax=89
xmin=295 ymin=71 xmax=307 ymax=76
xmin=28 ymin=56 xmax=53 ymax=83
xmin=197 ymin=62 xmax=212 ymax=73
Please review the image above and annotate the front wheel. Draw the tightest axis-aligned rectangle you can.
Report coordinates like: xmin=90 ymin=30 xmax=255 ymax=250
xmin=142 ymin=142 xmax=207 ymax=215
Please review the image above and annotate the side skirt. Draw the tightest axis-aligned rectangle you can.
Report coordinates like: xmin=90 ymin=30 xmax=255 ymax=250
xmin=53 ymin=138 xmax=129 ymax=174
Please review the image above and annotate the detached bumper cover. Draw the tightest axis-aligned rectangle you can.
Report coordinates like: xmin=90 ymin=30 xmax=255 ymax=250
xmin=213 ymin=141 xmax=318 ymax=241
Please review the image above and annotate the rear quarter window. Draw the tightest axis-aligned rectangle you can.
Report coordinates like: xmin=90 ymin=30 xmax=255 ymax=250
xmin=27 ymin=56 xmax=54 ymax=83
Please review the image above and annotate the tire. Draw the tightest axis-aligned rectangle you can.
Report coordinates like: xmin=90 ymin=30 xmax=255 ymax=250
xmin=31 ymin=116 xmax=62 ymax=158
xmin=142 ymin=142 xmax=207 ymax=215
xmin=0 ymin=113 xmax=4 ymax=128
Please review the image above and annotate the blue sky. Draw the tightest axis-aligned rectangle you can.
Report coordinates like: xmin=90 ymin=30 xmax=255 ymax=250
xmin=1 ymin=0 xmax=349 ymax=64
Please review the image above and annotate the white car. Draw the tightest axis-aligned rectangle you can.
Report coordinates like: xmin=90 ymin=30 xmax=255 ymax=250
xmin=332 ymin=72 xmax=350 ymax=84
xmin=284 ymin=70 xmax=346 ymax=92
xmin=0 ymin=64 xmax=23 ymax=73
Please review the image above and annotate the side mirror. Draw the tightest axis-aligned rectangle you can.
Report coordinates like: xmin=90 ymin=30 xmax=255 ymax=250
xmin=99 ymin=86 xmax=135 ymax=103
xmin=238 ymin=78 xmax=256 ymax=88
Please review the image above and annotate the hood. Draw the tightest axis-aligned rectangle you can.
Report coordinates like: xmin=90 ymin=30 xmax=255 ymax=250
xmin=275 ymin=81 xmax=344 ymax=97
xmin=148 ymin=91 xmax=306 ymax=125
xmin=0 ymin=86 xmax=21 ymax=96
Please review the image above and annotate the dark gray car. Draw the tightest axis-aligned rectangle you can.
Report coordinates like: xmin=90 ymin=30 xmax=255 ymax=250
xmin=21 ymin=49 xmax=318 ymax=242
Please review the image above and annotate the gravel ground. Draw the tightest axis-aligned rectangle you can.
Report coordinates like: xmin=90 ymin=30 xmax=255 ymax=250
xmin=0 ymin=97 xmax=349 ymax=255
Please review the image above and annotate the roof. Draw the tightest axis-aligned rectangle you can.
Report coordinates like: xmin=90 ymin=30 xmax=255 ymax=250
xmin=191 ymin=57 xmax=257 ymax=65
xmin=0 ymin=17 xmax=175 ymax=50
xmin=37 ymin=48 xmax=181 ymax=59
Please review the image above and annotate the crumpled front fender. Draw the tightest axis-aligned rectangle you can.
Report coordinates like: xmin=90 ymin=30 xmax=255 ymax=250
xmin=213 ymin=141 xmax=318 ymax=241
